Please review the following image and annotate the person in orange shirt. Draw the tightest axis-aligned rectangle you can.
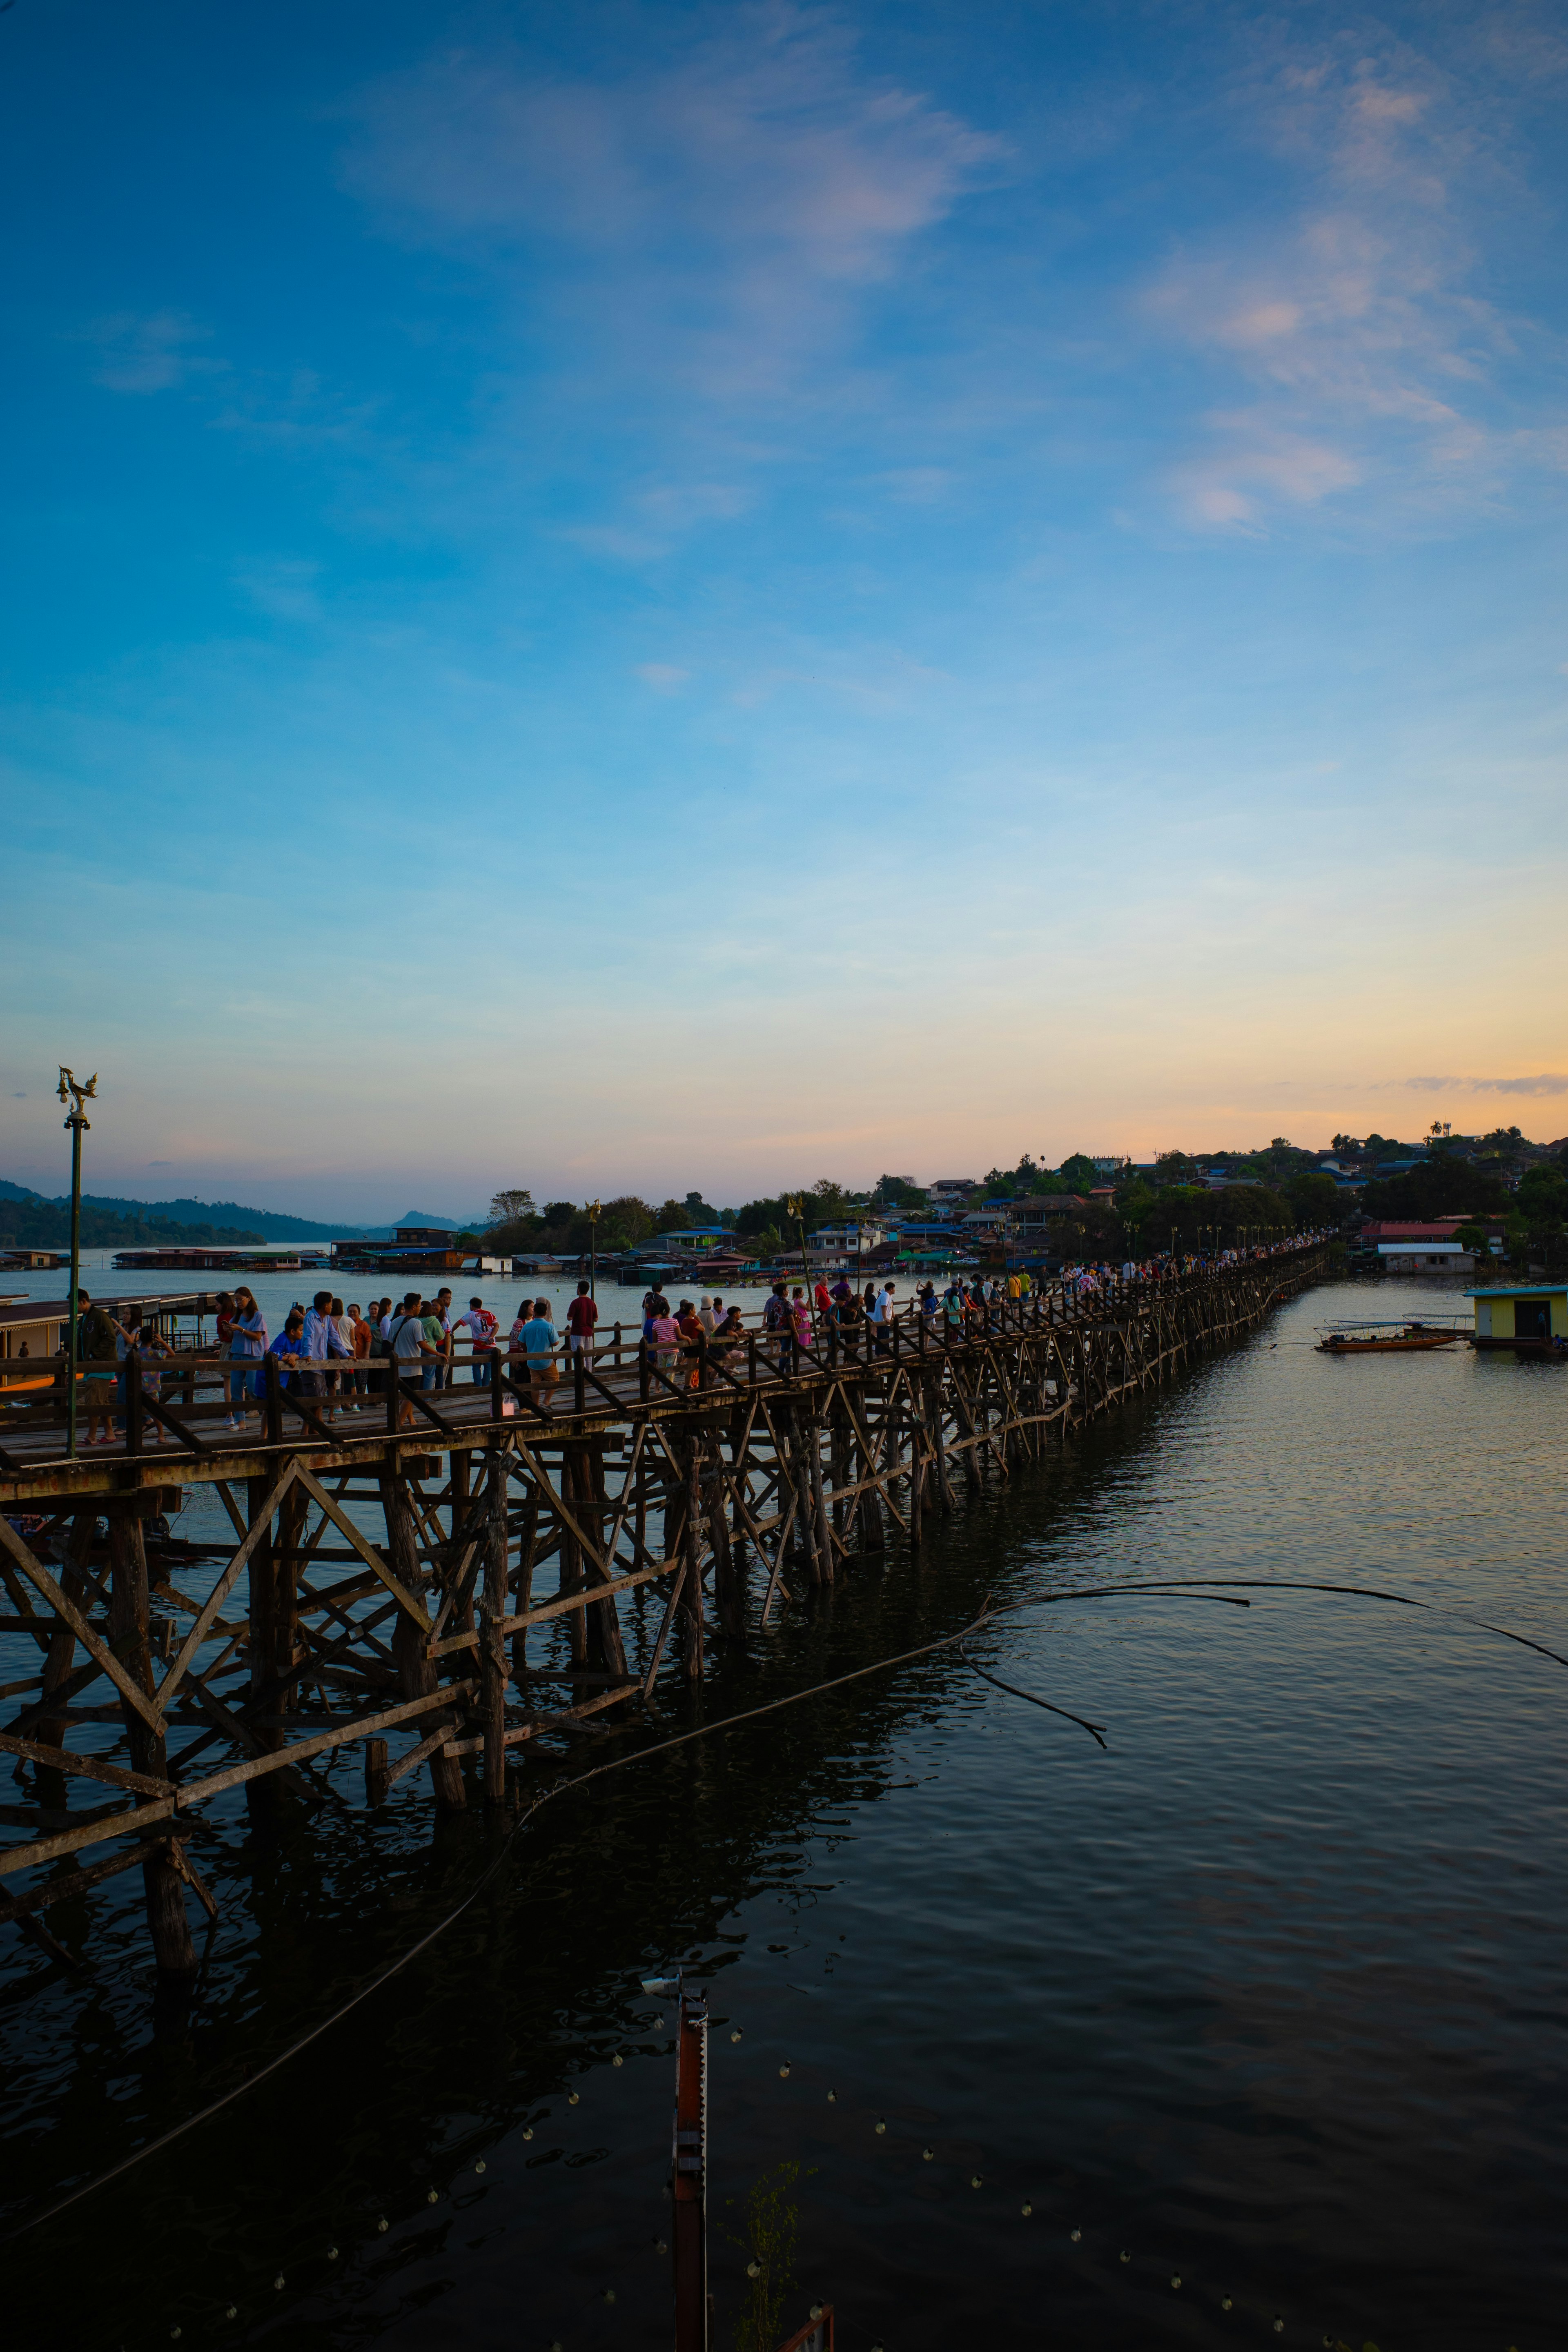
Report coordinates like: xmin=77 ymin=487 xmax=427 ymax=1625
xmin=347 ymin=1302 xmax=374 ymax=1410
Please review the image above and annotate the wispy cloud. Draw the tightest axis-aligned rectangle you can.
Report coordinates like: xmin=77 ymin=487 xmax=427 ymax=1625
xmin=234 ymin=558 xmax=323 ymax=624
xmin=84 ymin=310 xmax=223 ymax=394
xmin=1167 ymin=415 xmax=1359 ymax=528
xmin=635 ymin=663 xmax=690 ymax=693
xmin=1146 ymin=24 xmax=1543 ymax=529
xmin=1406 ymin=1073 xmax=1568 ymax=1096
xmin=341 ymin=4 xmax=1000 ymax=401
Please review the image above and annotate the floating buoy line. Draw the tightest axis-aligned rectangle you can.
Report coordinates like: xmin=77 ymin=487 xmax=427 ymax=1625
xmin=8 ymin=1572 xmax=1560 ymax=2350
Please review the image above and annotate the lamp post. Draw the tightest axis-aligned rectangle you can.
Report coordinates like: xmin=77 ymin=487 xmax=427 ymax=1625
xmin=587 ymin=1198 xmax=602 ymax=1300
xmin=56 ymin=1066 xmax=98 ymax=1461
xmin=785 ymin=1195 xmax=812 ymax=1306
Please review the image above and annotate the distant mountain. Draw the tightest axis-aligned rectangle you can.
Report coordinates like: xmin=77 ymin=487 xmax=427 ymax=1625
xmin=0 ymin=1180 xmax=495 ymax=1250
xmin=0 ymin=1182 xmax=371 ymax=1242
xmin=0 ymin=1199 xmax=265 ymax=1251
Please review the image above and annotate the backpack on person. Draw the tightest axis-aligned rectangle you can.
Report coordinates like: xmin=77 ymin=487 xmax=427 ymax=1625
xmin=374 ymin=1314 xmax=412 ymax=1361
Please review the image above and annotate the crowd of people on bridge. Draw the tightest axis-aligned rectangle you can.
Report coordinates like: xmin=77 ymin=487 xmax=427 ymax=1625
xmin=57 ymin=1228 xmax=1324 ymax=1441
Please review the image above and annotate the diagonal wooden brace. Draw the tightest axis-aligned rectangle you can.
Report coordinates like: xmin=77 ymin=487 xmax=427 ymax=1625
xmin=0 ymin=1515 xmax=166 ymax=1739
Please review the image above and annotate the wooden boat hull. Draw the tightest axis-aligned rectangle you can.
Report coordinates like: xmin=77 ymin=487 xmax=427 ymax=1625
xmin=1317 ymin=1333 xmax=1461 ymax=1352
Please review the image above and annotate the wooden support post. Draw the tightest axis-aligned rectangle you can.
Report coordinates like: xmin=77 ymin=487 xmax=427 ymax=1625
xmin=380 ymin=1470 xmax=466 ymax=1809
xmin=273 ymin=1477 xmax=307 ymax=1746
xmin=779 ymin=1400 xmax=821 ymax=1584
xmin=107 ymin=1508 xmax=195 ymax=1975
xmin=447 ymin=1448 xmax=477 ymax=1642
xmin=886 ymin=1378 xmax=906 ymax=1507
xmin=481 ymin=1445 xmax=508 ymax=1804
xmin=512 ymin=1485 xmax=539 ymax=1686
xmin=678 ymin=1437 xmax=703 ymax=1680
xmin=126 ymin=1348 xmax=143 ymax=1457
xmin=580 ymin=1443 xmax=629 ymax=1684
xmin=709 ymin=1435 xmax=744 ymax=1644
xmin=930 ymin=1373 xmax=955 ymax=1513
xmin=829 ymin=1395 xmax=850 ymax=1537
xmin=35 ymin=1507 xmax=97 ymax=1762
xmin=808 ymin=1414 xmax=833 ymax=1584
xmin=856 ymin=1401 xmax=885 ymax=1555
xmin=958 ymin=1370 xmax=983 ymax=1494
xmin=729 ymin=1405 xmax=750 ymax=1564
xmin=365 ymin=1736 xmax=389 ymax=1804
xmin=908 ymin=1394 xmax=924 ymax=1550
xmin=245 ymin=1472 xmax=277 ymax=1818
xmin=561 ymin=1441 xmax=586 ymax=1666
xmin=265 ymin=1350 xmax=284 ymax=1446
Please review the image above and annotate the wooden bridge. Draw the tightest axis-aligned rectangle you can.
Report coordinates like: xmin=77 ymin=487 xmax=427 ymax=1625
xmin=0 ymin=1249 xmax=1327 ymax=1976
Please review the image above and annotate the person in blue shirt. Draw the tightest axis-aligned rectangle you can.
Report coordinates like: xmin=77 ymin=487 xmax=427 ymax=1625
xmin=521 ymin=1298 xmax=559 ymax=1396
xmin=267 ymin=1312 xmax=307 ymax=1391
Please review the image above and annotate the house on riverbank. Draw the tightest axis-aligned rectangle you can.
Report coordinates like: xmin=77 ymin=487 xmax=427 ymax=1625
xmin=1363 ymin=1219 xmax=1478 ymax=1274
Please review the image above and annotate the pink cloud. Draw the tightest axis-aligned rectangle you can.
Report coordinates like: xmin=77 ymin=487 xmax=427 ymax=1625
xmin=1169 ymin=415 xmax=1359 ymax=530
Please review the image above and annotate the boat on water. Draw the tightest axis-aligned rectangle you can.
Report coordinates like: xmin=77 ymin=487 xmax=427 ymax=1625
xmin=1316 ymin=1318 xmax=1467 ymax=1354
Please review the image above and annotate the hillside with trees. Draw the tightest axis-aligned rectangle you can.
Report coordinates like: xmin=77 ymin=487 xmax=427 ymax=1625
xmin=0 ymin=1199 xmax=263 ymax=1250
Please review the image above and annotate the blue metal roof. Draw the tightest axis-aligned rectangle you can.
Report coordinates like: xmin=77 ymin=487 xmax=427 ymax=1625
xmin=1466 ymin=1284 xmax=1566 ymax=1297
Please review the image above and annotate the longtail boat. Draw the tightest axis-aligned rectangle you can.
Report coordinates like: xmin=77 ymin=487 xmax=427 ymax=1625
xmin=1316 ymin=1318 xmax=1466 ymax=1354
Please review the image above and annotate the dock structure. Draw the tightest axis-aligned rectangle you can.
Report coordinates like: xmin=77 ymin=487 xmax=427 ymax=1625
xmin=0 ymin=1249 xmax=1326 ymax=1976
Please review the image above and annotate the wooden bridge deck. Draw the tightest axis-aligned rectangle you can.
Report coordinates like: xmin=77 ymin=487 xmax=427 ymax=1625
xmin=0 ymin=1250 xmax=1327 ymax=1974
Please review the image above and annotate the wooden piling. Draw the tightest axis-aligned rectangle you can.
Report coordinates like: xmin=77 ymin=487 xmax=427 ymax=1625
xmin=107 ymin=1506 xmax=194 ymax=1975
xmin=481 ymin=1446 xmax=508 ymax=1804
xmin=379 ymin=1470 xmax=466 ymax=1810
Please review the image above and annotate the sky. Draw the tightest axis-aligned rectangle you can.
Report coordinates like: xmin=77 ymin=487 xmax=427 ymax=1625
xmin=2 ymin=0 xmax=1566 ymax=1220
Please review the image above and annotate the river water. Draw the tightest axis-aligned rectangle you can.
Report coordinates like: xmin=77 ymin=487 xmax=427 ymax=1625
xmin=4 ymin=1270 xmax=1566 ymax=2351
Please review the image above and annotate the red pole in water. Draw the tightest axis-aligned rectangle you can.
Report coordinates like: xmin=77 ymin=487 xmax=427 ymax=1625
xmin=648 ymin=1972 xmax=707 ymax=2352
xmin=645 ymin=1968 xmax=834 ymax=2352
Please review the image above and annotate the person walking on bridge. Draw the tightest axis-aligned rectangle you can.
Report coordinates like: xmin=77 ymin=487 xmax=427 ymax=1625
xmin=764 ymin=1281 xmax=792 ymax=1376
xmin=384 ymin=1292 xmax=430 ymax=1426
xmin=73 ymin=1289 xmax=123 ymax=1446
xmin=708 ymin=1303 xmax=744 ymax=1365
xmin=301 ymin=1290 xmax=353 ymax=1419
xmin=459 ymin=1294 xmax=499 ymax=1383
xmin=677 ymin=1298 xmax=704 ymax=1388
xmin=649 ymin=1299 xmax=679 ymax=1386
xmin=566 ymin=1279 xmax=598 ymax=1367
xmin=223 ymin=1284 xmax=266 ymax=1428
xmin=791 ymin=1284 xmax=812 ymax=1354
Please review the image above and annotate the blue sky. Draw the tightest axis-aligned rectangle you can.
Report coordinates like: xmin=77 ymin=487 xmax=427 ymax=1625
xmin=2 ymin=0 xmax=1566 ymax=1218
